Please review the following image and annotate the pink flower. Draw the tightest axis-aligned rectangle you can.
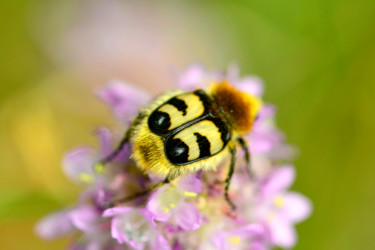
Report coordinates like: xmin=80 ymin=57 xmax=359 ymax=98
xmin=37 ymin=64 xmax=312 ymax=249
xmin=256 ymin=166 xmax=312 ymax=248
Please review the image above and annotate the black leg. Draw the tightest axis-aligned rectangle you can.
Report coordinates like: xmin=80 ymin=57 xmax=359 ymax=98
xmin=225 ymin=146 xmax=237 ymax=210
xmin=104 ymin=176 xmax=175 ymax=208
xmin=99 ymin=112 xmax=145 ymax=165
xmin=237 ymin=137 xmax=254 ymax=180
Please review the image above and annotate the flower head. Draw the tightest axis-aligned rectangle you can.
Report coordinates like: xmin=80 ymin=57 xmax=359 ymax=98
xmin=36 ymin=64 xmax=311 ymax=249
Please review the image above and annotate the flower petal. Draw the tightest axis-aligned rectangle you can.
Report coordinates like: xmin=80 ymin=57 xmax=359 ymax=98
xmin=249 ymin=131 xmax=283 ymax=154
xmin=70 ymin=205 xmax=99 ymax=233
xmin=139 ymin=208 xmax=157 ymax=227
xmin=249 ymin=241 xmax=269 ymax=250
xmin=269 ymin=218 xmax=297 ymax=248
xmin=236 ymin=76 xmax=264 ymax=97
xmin=199 ymin=230 xmax=226 ymax=250
xmin=209 ymin=232 xmax=226 ymax=250
xmin=229 ymin=224 xmax=264 ymax=238
xmin=254 ymin=105 xmax=276 ymax=124
xmin=110 ymin=209 xmax=155 ymax=248
xmin=282 ymin=192 xmax=312 ymax=223
xmin=94 ymin=127 xmax=113 ymax=157
xmin=177 ymin=175 xmax=202 ymax=194
xmin=96 ymin=80 xmax=150 ymax=125
xmin=177 ymin=63 xmax=207 ymax=90
xmin=63 ymin=147 xmax=96 ymax=184
xmin=151 ymin=233 xmax=172 ymax=250
xmin=261 ymin=166 xmax=295 ymax=196
xmin=174 ymin=202 xmax=201 ymax=230
xmin=146 ymin=186 xmax=173 ymax=222
xmin=35 ymin=209 xmax=75 ymax=240
xmin=95 ymin=127 xmax=130 ymax=163
xmin=103 ymin=206 xmax=133 ymax=217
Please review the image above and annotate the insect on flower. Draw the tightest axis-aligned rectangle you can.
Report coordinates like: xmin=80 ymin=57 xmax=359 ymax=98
xmin=100 ymin=81 xmax=262 ymax=209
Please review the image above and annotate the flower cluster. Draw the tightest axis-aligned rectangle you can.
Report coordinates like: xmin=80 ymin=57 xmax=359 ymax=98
xmin=36 ymin=64 xmax=312 ymax=249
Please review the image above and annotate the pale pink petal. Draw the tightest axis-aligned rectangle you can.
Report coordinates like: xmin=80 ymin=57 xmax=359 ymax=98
xmin=96 ymin=80 xmax=150 ymax=125
xmin=230 ymin=224 xmax=264 ymax=238
xmin=35 ymin=209 xmax=75 ymax=240
xmin=111 ymin=218 xmax=127 ymax=245
xmin=110 ymin=209 xmax=155 ymax=249
xmin=236 ymin=76 xmax=264 ymax=97
xmin=63 ymin=147 xmax=96 ymax=184
xmin=139 ymin=208 xmax=157 ymax=227
xmin=151 ymin=233 xmax=172 ymax=250
xmin=177 ymin=63 xmax=207 ymax=90
xmin=70 ymin=205 xmax=99 ymax=233
xmin=94 ymin=189 xmax=113 ymax=207
xmin=249 ymin=131 xmax=283 ymax=154
xmin=269 ymin=219 xmax=297 ymax=248
xmin=261 ymin=166 xmax=296 ymax=197
xmin=177 ymin=175 xmax=202 ymax=194
xmin=146 ymin=187 xmax=171 ymax=222
xmin=102 ymin=206 xmax=133 ymax=217
xmin=249 ymin=241 xmax=269 ymax=250
xmin=174 ymin=202 xmax=201 ymax=230
xmin=254 ymin=105 xmax=276 ymax=123
xmin=208 ymin=231 xmax=226 ymax=250
xmin=94 ymin=127 xmax=113 ymax=157
xmin=94 ymin=127 xmax=131 ymax=163
xmin=282 ymin=192 xmax=312 ymax=223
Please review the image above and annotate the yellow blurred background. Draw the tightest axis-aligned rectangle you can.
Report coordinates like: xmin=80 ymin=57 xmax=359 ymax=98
xmin=1 ymin=0 xmax=375 ymax=249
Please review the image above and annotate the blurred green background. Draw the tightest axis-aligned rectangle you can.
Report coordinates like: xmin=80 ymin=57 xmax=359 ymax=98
xmin=1 ymin=0 xmax=374 ymax=249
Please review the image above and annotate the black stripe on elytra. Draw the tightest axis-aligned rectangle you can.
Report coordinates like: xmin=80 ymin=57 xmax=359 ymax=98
xmin=167 ymin=97 xmax=188 ymax=116
xmin=193 ymin=89 xmax=212 ymax=114
xmin=210 ymin=117 xmax=231 ymax=145
xmin=194 ymin=132 xmax=211 ymax=158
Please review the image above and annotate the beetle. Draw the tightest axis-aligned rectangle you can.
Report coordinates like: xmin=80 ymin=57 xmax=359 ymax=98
xmin=100 ymin=81 xmax=261 ymax=209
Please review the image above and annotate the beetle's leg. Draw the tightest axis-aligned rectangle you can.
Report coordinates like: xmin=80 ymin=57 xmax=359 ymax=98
xmin=224 ymin=146 xmax=237 ymax=210
xmin=237 ymin=137 xmax=254 ymax=180
xmin=104 ymin=176 xmax=176 ymax=208
xmin=99 ymin=112 xmax=146 ymax=165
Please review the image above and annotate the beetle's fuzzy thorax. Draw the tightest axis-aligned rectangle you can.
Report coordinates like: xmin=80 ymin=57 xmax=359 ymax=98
xmin=210 ymin=81 xmax=261 ymax=134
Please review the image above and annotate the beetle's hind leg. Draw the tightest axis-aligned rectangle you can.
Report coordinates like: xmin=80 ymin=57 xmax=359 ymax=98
xmin=103 ymin=176 xmax=176 ymax=209
xmin=237 ymin=137 xmax=255 ymax=180
xmin=224 ymin=146 xmax=237 ymax=210
xmin=99 ymin=112 xmax=146 ymax=165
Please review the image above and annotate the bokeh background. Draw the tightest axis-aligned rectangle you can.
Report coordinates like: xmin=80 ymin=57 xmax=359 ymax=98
xmin=1 ymin=0 xmax=374 ymax=249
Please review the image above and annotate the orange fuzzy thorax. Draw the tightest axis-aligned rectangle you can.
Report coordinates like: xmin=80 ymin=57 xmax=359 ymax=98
xmin=210 ymin=81 xmax=261 ymax=135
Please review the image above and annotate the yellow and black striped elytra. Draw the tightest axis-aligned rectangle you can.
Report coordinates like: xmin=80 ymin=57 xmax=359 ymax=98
xmin=148 ymin=90 xmax=231 ymax=165
xmin=100 ymin=81 xmax=262 ymax=209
